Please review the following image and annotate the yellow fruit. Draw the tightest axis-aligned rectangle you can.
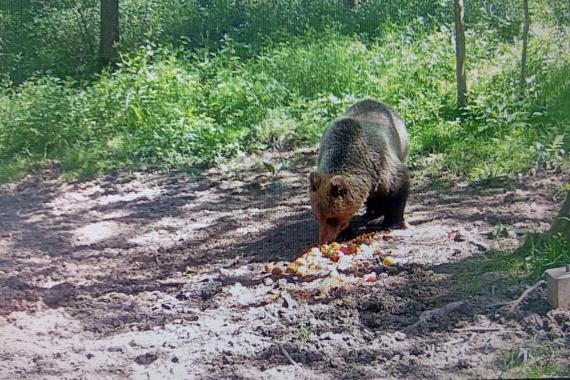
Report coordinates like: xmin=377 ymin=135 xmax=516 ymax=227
xmin=330 ymin=242 xmax=341 ymax=251
xmin=383 ymin=256 xmax=396 ymax=266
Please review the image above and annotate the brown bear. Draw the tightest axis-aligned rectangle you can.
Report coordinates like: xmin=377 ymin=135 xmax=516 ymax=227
xmin=309 ymin=99 xmax=410 ymax=244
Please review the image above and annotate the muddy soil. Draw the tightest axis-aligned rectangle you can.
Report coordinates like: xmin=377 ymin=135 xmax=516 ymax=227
xmin=0 ymin=149 xmax=569 ymax=379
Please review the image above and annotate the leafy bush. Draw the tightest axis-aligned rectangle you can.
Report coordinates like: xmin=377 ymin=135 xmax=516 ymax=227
xmin=0 ymin=4 xmax=568 ymax=181
xmin=6 ymin=0 xmax=568 ymax=84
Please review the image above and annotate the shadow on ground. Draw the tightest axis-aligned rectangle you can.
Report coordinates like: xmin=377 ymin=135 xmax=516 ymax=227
xmin=0 ymin=150 xmax=566 ymax=336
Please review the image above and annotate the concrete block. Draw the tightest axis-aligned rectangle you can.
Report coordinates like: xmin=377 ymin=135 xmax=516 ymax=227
xmin=545 ymin=265 xmax=570 ymax=309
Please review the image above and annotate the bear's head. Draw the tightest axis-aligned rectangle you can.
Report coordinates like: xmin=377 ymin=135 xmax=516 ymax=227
xmin=308 ymin=172 xmax=369 ymax=244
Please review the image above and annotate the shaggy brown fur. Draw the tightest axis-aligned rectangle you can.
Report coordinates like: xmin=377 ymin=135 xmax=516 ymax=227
xmin=309 ymin=99 xmax=410 ymax=244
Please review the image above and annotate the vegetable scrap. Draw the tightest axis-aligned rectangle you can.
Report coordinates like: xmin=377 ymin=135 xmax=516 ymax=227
xmin=263 ymin=240 xmax=397 ymax=285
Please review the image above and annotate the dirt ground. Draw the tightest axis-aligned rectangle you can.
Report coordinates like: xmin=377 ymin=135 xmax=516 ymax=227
xmin=0 ymin=148 xmax=569 ymax=379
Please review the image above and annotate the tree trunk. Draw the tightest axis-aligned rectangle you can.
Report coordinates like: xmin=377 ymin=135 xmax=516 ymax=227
xmin=549 ymin=191 xmax=570 ymax=240
xmin=345 ymin=0 xmax=359 ymax=8
xmin=98 ymin=0 xmax=119 ymax=71
xmin=454 ymin=0 xmax=467 ymax=109
xmin=233 ymin=0 xmax=246 ymax=28
xmin=520 ymin=0 xmax=530 ymax=96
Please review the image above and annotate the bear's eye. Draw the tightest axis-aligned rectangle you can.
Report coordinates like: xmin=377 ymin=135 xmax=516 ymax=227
xmin=327 ymin=218 xmax=339 ymax=227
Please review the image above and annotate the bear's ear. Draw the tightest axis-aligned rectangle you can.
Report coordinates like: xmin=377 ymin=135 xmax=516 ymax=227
xmin=309 ymin=172 xmax=321 ymax=192
xmin=329 ymin=176 xmax=348 ymax=198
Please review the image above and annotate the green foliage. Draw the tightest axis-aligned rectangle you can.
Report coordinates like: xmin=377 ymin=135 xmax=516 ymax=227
xmin=491 ymin=224 xmax=513 ymax=240
xmin=522 ymin=362 xmax=558 ymax=378
xmin=457 ymin=228 xmax=569 ymax=303
xmin=1 ymin=77 xmax=74 ymax=157
xmin=467 ymin=232 xmax=570 ymax=283
xmin=0 ymin=1 xmax=568 ymax=181
xmin=6 ymin=0 xmax=568 ymax=85
xmin=503 ymin=346 xmax=559 ymax=378
xmin=262 ymin=160 xmax=289 ymax=181
xmin=0 ymin=1 xmax=100 ymax=83
xmin=296 ymin=325 xmax=313 ymax=341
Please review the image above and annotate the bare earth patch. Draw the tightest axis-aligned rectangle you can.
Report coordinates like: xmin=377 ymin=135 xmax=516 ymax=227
xmin=1 ymin=149 xmax=569 ymax=379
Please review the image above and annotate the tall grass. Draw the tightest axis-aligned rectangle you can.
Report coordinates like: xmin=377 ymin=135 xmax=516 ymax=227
xmin=0 ymin=23 xmax=568 ymax=181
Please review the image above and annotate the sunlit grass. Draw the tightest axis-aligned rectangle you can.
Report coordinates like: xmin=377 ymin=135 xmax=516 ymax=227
xmin=0 ymin=24 xmax=568 ymax=181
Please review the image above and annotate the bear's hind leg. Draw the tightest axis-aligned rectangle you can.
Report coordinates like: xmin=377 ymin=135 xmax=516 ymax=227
xmin=381 ymin=188 xmax=408 ymax=229
xmin=380 ymin=193 xmax=407 ymax=229
xmin=380 ymin=173 xmax=409 ymax=230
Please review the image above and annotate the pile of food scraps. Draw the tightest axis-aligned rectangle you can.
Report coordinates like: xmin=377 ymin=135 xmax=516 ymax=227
xmin=264 ymin=238 xmax=396 ymax=285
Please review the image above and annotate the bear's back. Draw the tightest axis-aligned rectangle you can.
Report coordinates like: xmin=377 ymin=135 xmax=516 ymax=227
xmin=317 ymin=99 xmax=407 ymax=175
xmin=343 ymin=99 xmax=408 ymax=160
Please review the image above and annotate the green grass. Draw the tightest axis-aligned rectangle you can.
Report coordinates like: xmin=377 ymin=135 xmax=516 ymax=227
xmin=503 ymin=343 xmax=569 ymax=379
xmin=487 ymin=233 xmax=569 ymax=281
xmin=458 ymin=231 xmax=570 ymax=299
xmin=296 ymin=325 xmax=313 ymax=341
xmin=0 ymin=8 xmax=568 ymax=182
